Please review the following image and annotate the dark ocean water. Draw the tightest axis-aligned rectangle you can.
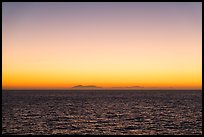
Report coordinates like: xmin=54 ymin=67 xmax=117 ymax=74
xmin=2 ymin=90 xmax=202 ymax=135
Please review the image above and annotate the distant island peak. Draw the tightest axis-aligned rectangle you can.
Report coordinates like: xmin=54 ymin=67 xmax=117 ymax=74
xmin=72 ymin=85 xmax=102 ymax=89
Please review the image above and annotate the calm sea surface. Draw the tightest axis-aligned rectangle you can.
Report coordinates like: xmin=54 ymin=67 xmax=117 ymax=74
xmin=2 ymin=90 xmax=202 ymax=135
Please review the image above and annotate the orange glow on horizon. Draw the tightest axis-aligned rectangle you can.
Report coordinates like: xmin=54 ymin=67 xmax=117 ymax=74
xmin=2 ymin=3 xmax=202 ymax=90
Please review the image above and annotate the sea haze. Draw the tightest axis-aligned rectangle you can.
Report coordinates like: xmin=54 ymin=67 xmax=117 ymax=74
xmin=2 ymin=90 xmax=202 ymax=135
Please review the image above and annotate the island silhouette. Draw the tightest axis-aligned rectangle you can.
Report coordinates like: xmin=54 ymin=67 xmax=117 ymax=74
xmin=72 ymin=85 xmax=102 ymax=89
xmin=71 ymin=85 xmax=146 ymax=90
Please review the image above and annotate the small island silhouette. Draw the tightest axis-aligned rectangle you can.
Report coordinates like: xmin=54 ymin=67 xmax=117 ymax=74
xmin=72 ymin=85 xmax=102 ymax=89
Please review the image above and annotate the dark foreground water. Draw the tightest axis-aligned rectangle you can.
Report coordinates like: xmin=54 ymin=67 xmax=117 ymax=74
xmin=2 ymin=90 xmax=202 ymax=135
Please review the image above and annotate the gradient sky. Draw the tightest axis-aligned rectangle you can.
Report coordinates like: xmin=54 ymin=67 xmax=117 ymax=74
xmin=2 ymin=2 xmax=202 ymax=89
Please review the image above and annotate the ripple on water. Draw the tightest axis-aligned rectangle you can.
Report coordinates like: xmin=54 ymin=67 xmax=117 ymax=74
xmin=2 ymin=90 xmax=202 ymax=135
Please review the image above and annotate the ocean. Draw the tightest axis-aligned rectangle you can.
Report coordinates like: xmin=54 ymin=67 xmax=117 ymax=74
xmin=2 ymin=90 xmax=202 ymax=135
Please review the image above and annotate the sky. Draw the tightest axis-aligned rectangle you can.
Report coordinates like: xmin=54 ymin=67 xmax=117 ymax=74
xmin=2 ymin=2 xmax=202 ymax=90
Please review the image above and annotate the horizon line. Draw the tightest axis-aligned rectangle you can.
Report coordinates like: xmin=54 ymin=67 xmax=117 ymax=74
xmin=2 ymin=88 xmax=202 ymax=91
